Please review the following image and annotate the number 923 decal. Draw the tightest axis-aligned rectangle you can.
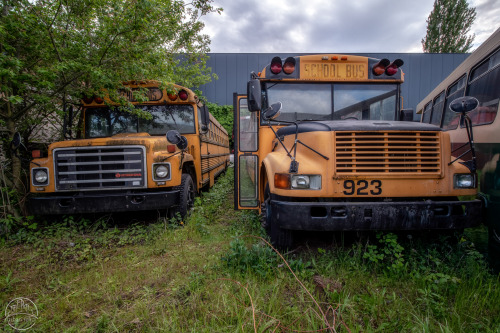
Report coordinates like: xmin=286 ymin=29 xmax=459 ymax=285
xmin=343 ymin=180 xmax=382 ymax=195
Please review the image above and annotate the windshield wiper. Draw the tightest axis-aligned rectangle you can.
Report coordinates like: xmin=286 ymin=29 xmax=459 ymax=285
xmin=262 ymin=105 xmax=329 ymax=173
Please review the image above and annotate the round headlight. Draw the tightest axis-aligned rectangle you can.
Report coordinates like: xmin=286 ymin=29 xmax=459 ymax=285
xmin=35 ymin=170 xmax=48 ymax=184
xmin=155 ymin=165 xmax=169 ymax=179
xmin=291 ymin=175 xmax=310 ymax=189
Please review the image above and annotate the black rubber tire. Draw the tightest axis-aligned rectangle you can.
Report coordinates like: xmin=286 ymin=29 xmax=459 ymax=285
xmin=174 ymin=173 xmax=195 ymax=218
xmin=263 ymin=184 xmax=293 ymax=250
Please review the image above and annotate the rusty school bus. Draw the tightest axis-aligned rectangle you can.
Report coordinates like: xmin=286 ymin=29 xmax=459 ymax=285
xmin=29 ymin=81 xmax=230 ymax=216
xmin=234 ymin=55 xmax=482 ymax=248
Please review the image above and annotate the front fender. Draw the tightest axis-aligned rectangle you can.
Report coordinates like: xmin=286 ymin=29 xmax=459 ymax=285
xmin=262 ymin=151 xmax=329 ymax=195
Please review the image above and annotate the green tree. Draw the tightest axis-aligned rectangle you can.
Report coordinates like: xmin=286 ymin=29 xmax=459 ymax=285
xmin=0 ymin=0 xmax=221 ymax=216
xmin=422 ymin=0 xmax=476 ymax=53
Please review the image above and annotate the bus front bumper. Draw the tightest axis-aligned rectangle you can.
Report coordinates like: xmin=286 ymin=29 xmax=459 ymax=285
xmin=29 ymin=190 xmax=180 ymax=215
xmin=270 ymin=199 xmax=483 ymax=231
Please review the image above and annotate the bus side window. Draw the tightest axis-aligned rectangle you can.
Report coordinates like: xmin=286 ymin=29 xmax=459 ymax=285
xmin=422 ymin=102 xmax=432 ymax=123
xmin=442 ymin=75 xmax=466 ymax=130
xmin=430 ymin=92 xmax=445 ymax=126
xmin=467 ymin=50 xmax=500 ymax=126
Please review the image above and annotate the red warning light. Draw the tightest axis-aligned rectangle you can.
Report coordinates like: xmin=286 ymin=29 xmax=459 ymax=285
xmin=385 ymin=59 xmax=404 ymax=76
xmin=178 ymin=90 xmax=189 ymax=100
xmin=270 ymin=56 xmax=283 ymax=74
xmin=372 ymin=58 xmax=390 ymax=76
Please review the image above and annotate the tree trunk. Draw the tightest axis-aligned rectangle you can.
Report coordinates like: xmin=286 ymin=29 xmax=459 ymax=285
xmin=3 ymin=109 xmax=23 ymax=218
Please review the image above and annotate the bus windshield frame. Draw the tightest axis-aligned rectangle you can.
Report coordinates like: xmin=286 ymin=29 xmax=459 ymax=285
xmin=85 ymin=104 xmax=196 ymax=138
xmin=262 ymin=82 xmax=399 ymax=123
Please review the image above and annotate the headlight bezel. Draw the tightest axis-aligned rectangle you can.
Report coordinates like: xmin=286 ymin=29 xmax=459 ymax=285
xmin=152 ymin=163 xmax=171 ymax=181
xmin=32 ymin=167 xmax=49 ymax=186
xmin=454 ymin=173 xmax=476 ymax=189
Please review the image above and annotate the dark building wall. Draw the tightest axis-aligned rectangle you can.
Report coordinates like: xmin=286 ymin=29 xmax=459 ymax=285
xmin=198 ymin=53 xmax=469 ymax=117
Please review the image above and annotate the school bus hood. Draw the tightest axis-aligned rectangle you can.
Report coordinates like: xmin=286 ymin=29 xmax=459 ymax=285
xmin=47 ymin=133 xmax=169 ymax=152
xmin=275 ymin=120 xmax=441 ymax=137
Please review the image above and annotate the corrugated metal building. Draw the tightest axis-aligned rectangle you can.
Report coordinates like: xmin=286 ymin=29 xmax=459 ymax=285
xmin=198 ymin=53 xmax=470 ymax=118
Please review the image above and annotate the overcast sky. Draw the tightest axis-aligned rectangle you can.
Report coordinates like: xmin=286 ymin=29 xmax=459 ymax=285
xmin=201 ymin=0 xmax=499 ymax=53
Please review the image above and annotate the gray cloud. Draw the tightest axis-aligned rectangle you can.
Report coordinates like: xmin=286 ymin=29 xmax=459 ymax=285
xmin=471 ymin=0 xmax=500 ymax=48
xmin=202 ymin=0 xmax=498 ymax=53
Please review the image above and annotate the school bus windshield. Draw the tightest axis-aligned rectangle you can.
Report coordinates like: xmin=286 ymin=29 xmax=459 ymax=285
xmin=85 ymin=104 xmax=196 ymax=138
xmin=264 ymin=83 xmax=398 ymax=122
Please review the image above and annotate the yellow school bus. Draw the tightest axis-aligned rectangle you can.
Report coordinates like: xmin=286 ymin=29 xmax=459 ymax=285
xmin=234 ymin=55 xmax=482 ymax=248
xmin=29 ymin=81 xmax=229 ymax=217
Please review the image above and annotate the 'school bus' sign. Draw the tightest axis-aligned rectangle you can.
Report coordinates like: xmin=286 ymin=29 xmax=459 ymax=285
xmin=302 ymin=61 xmax=367 ymax=80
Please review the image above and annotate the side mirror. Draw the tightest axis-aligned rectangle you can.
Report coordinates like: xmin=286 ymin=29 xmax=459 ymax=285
xmin=199 ymin=105 xmax=210 ymax=134
xmin=11 ymin=132 xmax=22 ymax=150
xmin=448 ymin=96 xmax=478 ymax=172
xmin=200 ymin=105 xmax=210 ymax=125
xmin=399 ymin=109 xmax=414 ymax=122
xmin=247 ymin=79 xmax=262 ymax=112
xmin=166 ymin=130 xmax=188 ymax=150
xmin=449 ymin=96 xmax=479 ymax=114
xmin=262 ymin=102 xmax=282 ymax=121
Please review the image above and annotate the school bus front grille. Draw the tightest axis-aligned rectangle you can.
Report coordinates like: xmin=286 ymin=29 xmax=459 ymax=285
xmin=334 ymin=131 xmax=441 ymax=174
xmin=53 ymin=146 xmax=147 ymax=191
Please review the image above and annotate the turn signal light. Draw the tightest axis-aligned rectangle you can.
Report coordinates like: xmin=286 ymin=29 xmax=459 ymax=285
xmin=283 ymin=57 xmax=296 ymax=74
xmin=385 ymin=59 xmax=404 ymax=76
xmin=274 ymin=173 xmax=290 ymax=189
xmin=270 ymin=56 xmax=283 ymax=74
xmin=32 ymin=150 xmax=41 ymax=158
xmin=372 ymin=58 xmax=390 ymax=76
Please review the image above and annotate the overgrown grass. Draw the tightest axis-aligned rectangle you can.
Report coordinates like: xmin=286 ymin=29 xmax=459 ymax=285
xmin=1 ymin=168 xmax=499 ymax=332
